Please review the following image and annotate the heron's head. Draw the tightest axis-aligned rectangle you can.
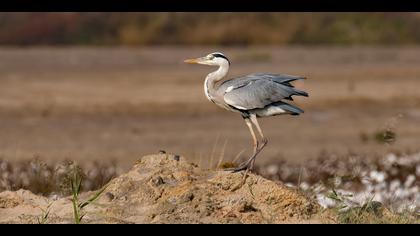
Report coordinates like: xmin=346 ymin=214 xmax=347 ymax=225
xmin=184 ymin=52 xmax=230 ymax=66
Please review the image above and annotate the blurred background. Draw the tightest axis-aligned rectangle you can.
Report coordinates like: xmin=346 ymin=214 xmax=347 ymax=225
xmin=1 ymin=12 xmax=420 ymax=170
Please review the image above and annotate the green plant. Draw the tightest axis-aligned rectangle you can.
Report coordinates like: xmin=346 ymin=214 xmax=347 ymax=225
xmin=326 ymin=189 xmax=417 ymax=224
xmin=327 ymin=189 xmax=355 ymax=209
xmin=336 ymin=197 xmax=383 ymax=223
xmin=37 ymin=202 xmax=53 ymax=224
xmin=71 ymin=171 xmax=108 ymax=224
xmin=374 ymin=130 xmax=396 ymax=144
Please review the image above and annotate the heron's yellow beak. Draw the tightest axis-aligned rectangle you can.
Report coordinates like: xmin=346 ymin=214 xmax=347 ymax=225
xmin=184 ymin=56 xmax=210 ymax=64
xmin=184 ymin=58 xmax=200 ymax=64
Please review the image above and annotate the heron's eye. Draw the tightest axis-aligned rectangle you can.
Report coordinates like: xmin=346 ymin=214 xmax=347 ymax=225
xmin=208 ymin=55 xmax=215 ymax=60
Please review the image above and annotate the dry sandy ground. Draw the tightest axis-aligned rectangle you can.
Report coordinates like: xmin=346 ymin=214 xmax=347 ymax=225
xmin=0 ymin=154 xmax=329 ymax=224
xmin=1 ymin=47 xmax=420 ymax=169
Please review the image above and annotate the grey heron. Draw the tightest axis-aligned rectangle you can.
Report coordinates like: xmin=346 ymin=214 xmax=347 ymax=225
xmin=185 ymin=52 xmax=308 ymax=173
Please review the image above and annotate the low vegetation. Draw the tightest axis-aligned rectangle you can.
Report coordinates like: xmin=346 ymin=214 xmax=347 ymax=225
xmin=326 ymin=189 xmax=417 ymax=224
xmin=70 ymin=170 xmax=108 ymax=224
xmin=36 ymin=202 xmax=52 ymax=224
xmin=1 ymin=13 xmax=420 ymax=46
xmin=256 ymin=152 xmax=419 ymax=223
xmin=0 ymin=158 xmax=118 ymax=197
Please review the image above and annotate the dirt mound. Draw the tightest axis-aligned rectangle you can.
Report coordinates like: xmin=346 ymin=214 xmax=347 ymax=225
xmin=0 ymin=154 xmax=327 ymax=224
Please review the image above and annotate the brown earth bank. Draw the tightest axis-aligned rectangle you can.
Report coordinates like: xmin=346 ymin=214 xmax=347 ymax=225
xmin=0 ymin=153 xmax=335 ymax=224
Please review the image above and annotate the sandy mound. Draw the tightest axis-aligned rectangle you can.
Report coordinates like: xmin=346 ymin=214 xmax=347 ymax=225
xmin=0 ymin=154 xmax=327 ymax=224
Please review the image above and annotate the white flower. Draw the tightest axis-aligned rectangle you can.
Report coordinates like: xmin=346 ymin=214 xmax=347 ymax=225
xmin=389 ymin=179 xmax=401 ymax=192
xmin=299 ymin=182 xmax=309 ymax=191
xmin=395 ymin=188 xmax=409 ymax=199
xmin=374 ymin=182 xmax=387 ymax=191
xmin=361 ymin=176 xmax=371 ymax=185
xmin=372 ymin=193 xmax=383 ymax=203
xmin=386 ymin=154 xmax=397 ymax=164
xmin=404 ymin=175 xmax=416 ymax=188
xmin=351 ymin=192 xmax=371 ymax=206
xmin=316 ymin=194 xmax=336 ymax=208
xmin=285 ymin=182 xmax=295 ymax=188
xmin=369 ymin=170 xmax=387 ymax=183
xmin=266 ymin=165 xmax=278 ymax=175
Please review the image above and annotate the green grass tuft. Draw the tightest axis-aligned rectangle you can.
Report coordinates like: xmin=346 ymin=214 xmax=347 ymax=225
xmin=71 ymin=170 xmax=108 ymax=224
xmin=37 ymin=202 xmax=53 ymax=224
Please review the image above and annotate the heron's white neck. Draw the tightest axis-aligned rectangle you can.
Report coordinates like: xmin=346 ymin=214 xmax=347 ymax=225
xmin=204 ymin=63 xmax=229 ymax=101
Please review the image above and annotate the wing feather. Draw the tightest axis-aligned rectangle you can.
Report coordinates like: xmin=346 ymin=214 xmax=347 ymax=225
xmin=222 ymin=73 xmax=308 ymax=110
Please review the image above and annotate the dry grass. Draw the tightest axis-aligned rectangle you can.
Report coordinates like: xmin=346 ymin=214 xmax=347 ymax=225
xmin=0 ymin=158 xmax=119 ymax=197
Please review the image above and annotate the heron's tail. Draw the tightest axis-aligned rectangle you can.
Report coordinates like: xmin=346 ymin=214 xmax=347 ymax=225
xmin=292 ymin=88 xmax=308 ymax=97
xmin=280 ymin=84 xmax=309 ymax=101
xmin=254 ymin=101 xmax=304 ymax=117
xmin=272 ymin=101 xmax=304 ymax=116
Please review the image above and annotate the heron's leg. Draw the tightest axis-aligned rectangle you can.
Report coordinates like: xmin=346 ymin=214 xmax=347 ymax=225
xmin=245 ymin=117 xmax=259 ymax=154
xmin=226 ymin=118 xmax=258 ymax=172
xmin=249 ymin=115 xmax=268 ymax=169
xmin=243 ymin=118 xmax=259 ymax=171
xmin=250 ymin=114 xmax=267 ymax=143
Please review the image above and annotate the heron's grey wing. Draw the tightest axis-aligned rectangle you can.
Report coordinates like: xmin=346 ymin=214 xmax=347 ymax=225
xmin=223 ymin=74 xmax=307 ymax=110
xmin=220 ymin=73 xmax=305 ymax=88
xmin=251 ymin=73 xmax=306 ymax=86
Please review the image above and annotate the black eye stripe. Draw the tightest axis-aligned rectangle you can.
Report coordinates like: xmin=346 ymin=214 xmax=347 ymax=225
xmin=212 ymin=53 xmax=227 ymax=59
xmin=211 ymin=53 xmax=230 ymax=65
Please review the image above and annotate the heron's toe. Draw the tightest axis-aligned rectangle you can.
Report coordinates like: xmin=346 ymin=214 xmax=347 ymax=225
xmin=261 ymin=137 xmax=268 ymax=145
xmin=225 ymin=162 xmax=253 ymax=173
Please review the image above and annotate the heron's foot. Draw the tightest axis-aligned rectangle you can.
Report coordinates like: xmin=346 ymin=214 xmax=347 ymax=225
xmin=224 ymin=138 xmax=267 ymax=173
xmin=224 ymin=161 xmax=253 ymax=173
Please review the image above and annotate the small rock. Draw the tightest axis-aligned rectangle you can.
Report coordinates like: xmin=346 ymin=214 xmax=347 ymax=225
xmin=184 ymin=192 xmax=194 ymax=202
xmin=158 ymin=150 xmax=166 ymax=154
xmin=49 ymin=194 xmax=60 ymax=201
xmin=105 ymin=192 xmax=115 ymax=201
xmin=238 ymin=202 xmax=258 ymax=213
xmin=173 ymin=155 xmax=180 ymax=161
xmin=151 ymin=176 xmax=165 ymax=186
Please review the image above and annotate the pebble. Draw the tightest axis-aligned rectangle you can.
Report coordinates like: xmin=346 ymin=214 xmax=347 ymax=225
xmin=151 ymin=176 xmax=165 ymax=186
xmin=105 ymin=192 xmax=115 ymax=201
